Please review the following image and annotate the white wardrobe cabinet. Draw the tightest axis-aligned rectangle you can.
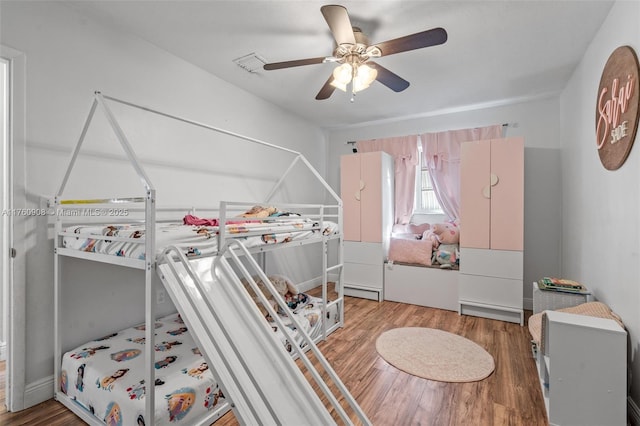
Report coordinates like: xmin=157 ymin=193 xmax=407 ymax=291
xmin=340 ymin=151 xmax=394 ymax=301
xmin=459 ymin=137 xmax=524 ymax=324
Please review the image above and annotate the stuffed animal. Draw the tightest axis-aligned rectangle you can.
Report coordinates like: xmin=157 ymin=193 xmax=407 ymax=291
xmin=433 ymin=244 xmax=459 ymax=269
xmin=421 ymin=229 xmax=441 ymax=249
xmin=431 ymin=221 xmax=460 ymax=245
xmin=240 ymin=205 xmax=278 ymax=218
xmin=240 ymin=274 xmax=298 ymax=317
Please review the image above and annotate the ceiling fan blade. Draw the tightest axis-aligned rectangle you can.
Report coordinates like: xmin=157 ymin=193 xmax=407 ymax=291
xmin=375 ymin=27 xmax=448 ymax=57
xmin=263 ymin=57 xmax=326 ymax=70
xmin=321 ymin=5 xmax=356 ymax=46
xmin=315 ymin=75 xmax=337 ymax=100
xmin=368 ymin=62 xmax=410 ymax=92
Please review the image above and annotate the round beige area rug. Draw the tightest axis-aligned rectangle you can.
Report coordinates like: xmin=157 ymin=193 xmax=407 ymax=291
xmin=375 ymin=327 xmax=495 ymax=382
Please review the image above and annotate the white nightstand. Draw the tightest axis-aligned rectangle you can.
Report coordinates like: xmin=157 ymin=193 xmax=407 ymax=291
xmin=532 ymin=281 xmax=590 ymax=314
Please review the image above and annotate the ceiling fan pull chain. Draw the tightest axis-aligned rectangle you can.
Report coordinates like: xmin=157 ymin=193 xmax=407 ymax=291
xmin=350 ymin=65 xmax=357 ymax=102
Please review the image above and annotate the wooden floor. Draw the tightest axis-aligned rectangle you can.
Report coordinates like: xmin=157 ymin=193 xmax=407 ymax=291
xmin=0 ymin=291 xmax=548 ymax=425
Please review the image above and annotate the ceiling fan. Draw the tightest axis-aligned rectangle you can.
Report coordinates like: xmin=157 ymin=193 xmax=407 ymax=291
xmin=262 ymin=4 xmax=448 ymax=101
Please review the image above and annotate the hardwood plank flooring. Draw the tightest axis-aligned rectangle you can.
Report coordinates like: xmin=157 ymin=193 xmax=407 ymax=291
xmin=0 ymin=360 xmax=84 ymax=426
xmin=0 ymin=290 xmax=548 ymax=425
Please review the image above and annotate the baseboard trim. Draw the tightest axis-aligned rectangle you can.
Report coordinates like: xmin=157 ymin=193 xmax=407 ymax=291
xmin=0 ymin=341 xmax=6 ymax=361
xmin=24 ymin=375 xmax=54 ymax=409
xmin=297 ymin=274 xmax=339 ymax=293
xmin=629 ymin=396 xmax=640 ymax=426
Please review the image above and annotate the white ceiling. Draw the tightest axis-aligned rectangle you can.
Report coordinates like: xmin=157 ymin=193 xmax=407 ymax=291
xmin=64 ymin=1 xmax=614 ymax=128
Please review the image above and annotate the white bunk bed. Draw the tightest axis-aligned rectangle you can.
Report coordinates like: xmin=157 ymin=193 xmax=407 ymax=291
xmin=53 ymin=93 xmax=362 ymax=425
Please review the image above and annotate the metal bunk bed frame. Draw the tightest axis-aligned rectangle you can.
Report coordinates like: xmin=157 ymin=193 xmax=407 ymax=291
xmin=53 ymin=92 xmax=347 ymax=425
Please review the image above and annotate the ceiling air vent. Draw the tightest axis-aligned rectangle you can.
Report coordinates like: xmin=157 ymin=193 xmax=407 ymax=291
xmin=233 ymin=53 xmax=267 ymax=74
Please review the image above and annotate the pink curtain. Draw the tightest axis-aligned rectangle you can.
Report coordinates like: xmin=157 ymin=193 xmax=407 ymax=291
xmin=420 ymin=125 xmax=503 ymax=220
xmin=356 ymin=136 xmax=419 ymax=224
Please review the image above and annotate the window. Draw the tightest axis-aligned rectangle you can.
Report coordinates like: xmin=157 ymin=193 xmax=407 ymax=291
xmin=414 ymin=159 xmax=443 ymax=214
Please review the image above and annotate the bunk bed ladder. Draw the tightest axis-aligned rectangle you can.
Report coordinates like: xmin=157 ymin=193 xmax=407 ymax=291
xmin=157 ymin=241 xmax=370 ymax=426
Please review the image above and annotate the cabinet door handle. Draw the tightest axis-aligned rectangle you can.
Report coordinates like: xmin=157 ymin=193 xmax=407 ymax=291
xmin=359 ymin=180 xmax=366 ymax=191
xmin=355 ymin=191 xmax=361 ymax=201
xmin=481 ymin=174 xmax=499 ymax=198
xmin=482 ymin=185 xmax=491 ymax=199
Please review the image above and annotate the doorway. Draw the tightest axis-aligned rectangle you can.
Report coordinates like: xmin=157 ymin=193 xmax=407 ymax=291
xmin=1 ymin=44 xmax=26 ymax=412
xmin=1 ymin=54 xmax=10 ymax=407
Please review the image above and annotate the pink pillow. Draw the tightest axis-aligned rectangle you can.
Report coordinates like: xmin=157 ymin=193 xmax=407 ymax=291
xmin=388 ymin=237 xmax=432 ymax=266
xmin=408 ymin=223 xmax=431 ymax=234
xmin=392 ymin=223 xmax=431 ymax=235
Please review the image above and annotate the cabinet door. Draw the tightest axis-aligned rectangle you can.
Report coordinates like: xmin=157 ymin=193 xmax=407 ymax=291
xmin=360 ymin=152 xmax=383 ymax=243
xmin=340 ymin=154 xmax=361 ymax=242
xmin=490 ymin=138 xmax=524 ymax=250
xmin=460 ymin=138 xmax=524 ymax=250
xmin=460 ymin=140 xmax=491 ymax=249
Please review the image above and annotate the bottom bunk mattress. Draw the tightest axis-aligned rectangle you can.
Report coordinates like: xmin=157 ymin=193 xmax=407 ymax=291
xmin=59 ymin=293 xmax=338 ymax=425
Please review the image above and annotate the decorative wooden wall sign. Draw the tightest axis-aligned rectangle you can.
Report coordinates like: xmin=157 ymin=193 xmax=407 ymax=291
xmin=596 ymin=45 xmax=640 ymax=170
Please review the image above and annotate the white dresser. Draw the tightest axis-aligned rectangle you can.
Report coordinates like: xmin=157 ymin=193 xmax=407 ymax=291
xmin=458 ymin=248 xmax=523 ymax=324
xmin=343 ymin=241 xmax=385 ymax=301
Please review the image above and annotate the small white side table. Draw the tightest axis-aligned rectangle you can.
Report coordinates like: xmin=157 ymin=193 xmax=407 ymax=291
xmin=532 ymin=281 xmax=590 ymax=314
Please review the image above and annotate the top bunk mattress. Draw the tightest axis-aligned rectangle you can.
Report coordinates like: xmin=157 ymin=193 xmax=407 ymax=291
xmin=61 ymin=218 xmax=339 ymax=261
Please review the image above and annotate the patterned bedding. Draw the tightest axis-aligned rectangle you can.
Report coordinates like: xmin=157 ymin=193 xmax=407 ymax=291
xmin=60 ymin=293 xmax=339 ymax=425
xmin=61 ymin=219 xmax=339 ymax=260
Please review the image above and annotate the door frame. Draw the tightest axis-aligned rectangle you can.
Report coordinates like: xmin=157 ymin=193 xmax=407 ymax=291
xmin=1 ymin=44 xmax=26 ymax=412
xmin=1 ymin=58 xmax=7 ymax=362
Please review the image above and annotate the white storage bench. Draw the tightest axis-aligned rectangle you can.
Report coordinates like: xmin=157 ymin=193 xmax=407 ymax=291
xmin=384 ymin=262 xmax=459 ymax=311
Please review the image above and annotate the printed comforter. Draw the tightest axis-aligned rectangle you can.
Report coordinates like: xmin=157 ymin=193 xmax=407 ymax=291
xmin=62 ymin=219 xmax=339 ymax=260
xmin=60 ymin=293 xmax=338 ymax=425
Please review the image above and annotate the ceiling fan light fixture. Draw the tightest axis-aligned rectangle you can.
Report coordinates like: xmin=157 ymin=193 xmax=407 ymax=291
xmin=356 ymin=64 xmax=377 ymax=85
xmin=330 ymin=79 xmax=348 ymax=92
xmin=332 ymin=63 xmax=353 ymax=85
xmin=352 ymin=78 xmax=371 ymax=93
xmin=349 ymin=63 xmax=377 ymax=93
xmin=331 ymin=62 xmax=378 ymax=94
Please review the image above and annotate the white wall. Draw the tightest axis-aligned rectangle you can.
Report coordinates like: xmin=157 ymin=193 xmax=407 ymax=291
xmin=559 ymin=0 xmax=640 ymax=412
xmin=326 ymin=96 xmax=564 ymax=309
xmin=0 ymin=1 xmax=329 ymax=407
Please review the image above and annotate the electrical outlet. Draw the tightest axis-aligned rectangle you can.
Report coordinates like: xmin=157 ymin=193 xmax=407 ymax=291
xmin=157 ymin=289 xmax=166 ymax=304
